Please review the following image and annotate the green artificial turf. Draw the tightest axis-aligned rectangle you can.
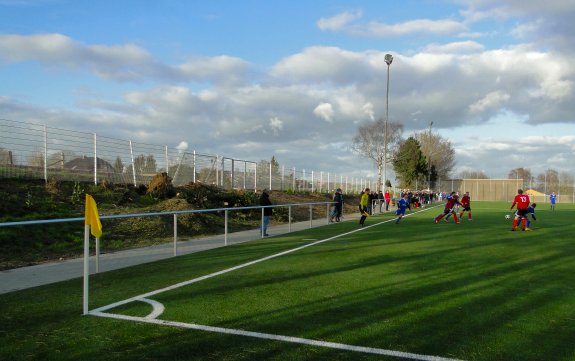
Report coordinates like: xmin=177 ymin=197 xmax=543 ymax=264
xmin=1 ymin=202 xmax=574 ymax=361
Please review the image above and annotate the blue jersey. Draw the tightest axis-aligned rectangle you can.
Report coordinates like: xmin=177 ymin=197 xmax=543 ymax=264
xmin=516 ymin=206 xmax=536 ymax=219
xmin=525 ymin=205 xmax=536 ymax=227
xmin=550 ymin=194 xmax=557 ymax=204
xmin=396 ymin=197 xmax=409 ymax=215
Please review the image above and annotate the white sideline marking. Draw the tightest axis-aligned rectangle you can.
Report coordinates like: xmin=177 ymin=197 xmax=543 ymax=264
xmin=91 ymin=310 xmax=463 ymax=361
xmin=90 ymin=206 xmax=461 ymax=360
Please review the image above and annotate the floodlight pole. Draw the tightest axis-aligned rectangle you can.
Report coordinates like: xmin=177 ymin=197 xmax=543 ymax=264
xmin=383 ymin=54 xmax=393 ymax=194
xmin=428 ymin=121 xmax=433 ymax=191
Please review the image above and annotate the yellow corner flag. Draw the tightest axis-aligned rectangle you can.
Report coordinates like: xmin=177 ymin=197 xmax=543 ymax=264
xmin=85 ymin=194 xmax=102 ymax=238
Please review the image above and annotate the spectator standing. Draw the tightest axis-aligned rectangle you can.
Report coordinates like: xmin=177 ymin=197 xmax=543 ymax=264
xmin=378 ymin=191 xmax=384 ymax=213
xmin=259 ymin=189 xmax=272 ymax=236
xmin=368 ymin=191 xmax=376 ymax=215
xmin=330 ymin=188 xmax=344 ymax=222
xmin=384 ymin=190 xmax=391 ymax=211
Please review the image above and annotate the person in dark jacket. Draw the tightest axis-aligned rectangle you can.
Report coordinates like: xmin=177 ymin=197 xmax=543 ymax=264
xmin=330 ymin=188 xmax=344 ymax=222
xmin=259 ymin=189 xmax=272 ymax=236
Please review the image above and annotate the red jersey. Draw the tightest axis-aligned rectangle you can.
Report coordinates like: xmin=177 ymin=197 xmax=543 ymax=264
xmin=460 ymin=195 xmax=471 ymax=207
xmin=511 ymin=194 xmax=530 ymax=210
xmin=445 ymin=197 xmax=461 ymax=209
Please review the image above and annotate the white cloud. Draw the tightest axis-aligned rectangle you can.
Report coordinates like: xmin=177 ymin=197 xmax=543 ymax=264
xmin=176 ymin=141 xmax=189 ymax=152
xmin=468 ymin=91 xmax=510 ymax=114
xmin=424 ymin=41 xmax=484 ymax=54
xmin=0 ymin=33 xmax=249 ymax=85
xmin=317 ymin=10 xmax=362 ymax=31
xmin=363 ymin=102 xmax=375 ymax=121
xmin=356 ymin=18 xmax=467 ymax=37
xmin=313 ymin=102 xmax=334 ymax=123
xmin=269 ymin=116 xmax=283 ymax=135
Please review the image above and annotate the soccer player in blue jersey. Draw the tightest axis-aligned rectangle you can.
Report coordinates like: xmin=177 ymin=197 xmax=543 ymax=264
xmin=520 ymin=203 xmax=537 ymax=231
xmin=549 ymin=192 xmax=557 ymax=211
xmin=395 ymin=194 xmax=410 ymax=224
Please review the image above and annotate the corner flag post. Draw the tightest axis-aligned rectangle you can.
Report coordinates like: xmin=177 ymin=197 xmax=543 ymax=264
xmin=83 ymin=224 xmax=90 ymax=315
xmin=83 ymin=194 xmax=102 ymax=315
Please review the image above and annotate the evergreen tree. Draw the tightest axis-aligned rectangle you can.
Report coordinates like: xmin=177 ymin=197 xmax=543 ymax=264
xmin=392 ymin=137 xmax=428 ymax=188
xmin=114 ymin=156 xmax=124 ymax=173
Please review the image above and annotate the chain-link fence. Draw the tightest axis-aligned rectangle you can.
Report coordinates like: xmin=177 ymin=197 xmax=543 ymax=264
xmin=4 ymin=119 xmax=572 ymax=201
xmin=0 ymin=119 xmax=374 ymax=194
xmin=434 ymin=178 xmax=575 ymax=203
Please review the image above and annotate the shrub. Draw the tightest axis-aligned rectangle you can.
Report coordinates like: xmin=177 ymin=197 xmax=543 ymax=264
xmin=147 ymin=173 xmax=175 ymax=199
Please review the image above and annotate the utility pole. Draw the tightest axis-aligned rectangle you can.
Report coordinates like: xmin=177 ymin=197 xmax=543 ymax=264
xmin=428 ymin=121 xmax=433 ymax=191
xmin=383 ymin=53 xmax=393 ymax=194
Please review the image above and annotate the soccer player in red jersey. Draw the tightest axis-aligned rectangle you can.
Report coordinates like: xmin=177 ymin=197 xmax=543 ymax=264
xmin=510 ymin=189 xmax=531 ymax=231
xmin=434 ymin=191 xmax=463 ymax=224
xmin=459 ymin=191 xmax=472 ymax=221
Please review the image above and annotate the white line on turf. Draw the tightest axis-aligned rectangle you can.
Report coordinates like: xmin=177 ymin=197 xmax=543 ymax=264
xmin=90 ymin=206 xmax=460 ymax=361
xmin=90 ymin=213 xmax=406 ymax=314
xmin=91 ymin=310 xmax=464 ymax=361
xmin=138 ymin=298 xmax=165 ymax=319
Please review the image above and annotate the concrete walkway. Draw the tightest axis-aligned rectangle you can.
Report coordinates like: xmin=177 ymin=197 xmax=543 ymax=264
xmin=0 ymin=215 xmax=361 ymax=295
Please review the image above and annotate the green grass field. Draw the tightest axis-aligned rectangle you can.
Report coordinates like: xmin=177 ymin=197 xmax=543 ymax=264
xmin=1 ymin=201 xmax=574 ymax=361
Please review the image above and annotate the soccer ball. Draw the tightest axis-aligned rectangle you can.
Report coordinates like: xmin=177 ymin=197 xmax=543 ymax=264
xmin=505 ymin=214 xmax=511 ymax=220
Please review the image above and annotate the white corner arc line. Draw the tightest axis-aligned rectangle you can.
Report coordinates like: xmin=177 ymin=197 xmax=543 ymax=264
xmin=138 ymin=298 xmax=165 ymax=319
xmin=91 ymin=311 xmax=464 ymax=361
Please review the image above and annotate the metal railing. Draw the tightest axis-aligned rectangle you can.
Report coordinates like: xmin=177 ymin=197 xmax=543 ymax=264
xmin=0 ymin=201 xmax=338 ymax=272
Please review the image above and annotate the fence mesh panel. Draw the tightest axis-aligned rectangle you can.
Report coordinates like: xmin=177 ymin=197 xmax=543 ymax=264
xmin=2 ymin=118 xmax=573 ymax=201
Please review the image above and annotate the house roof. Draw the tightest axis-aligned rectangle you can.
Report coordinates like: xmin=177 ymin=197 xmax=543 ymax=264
xmin=64 ymin=156 xmax=115 ymax=172
xmin=524 ymin=189 xmax=545 ymax=196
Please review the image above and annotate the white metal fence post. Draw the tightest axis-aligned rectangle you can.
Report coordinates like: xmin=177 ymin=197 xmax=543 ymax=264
xmin=165 ymin=145 xmax=169 ymax=176
xmin=288 ymin=205 xmax=292 ymax=232
xmin=269 ymin=161 xmax=272 ymax=191
xmin=129 ymin=140 xmax=136 ymax=186
xmin=311 ymin=170 xmax=314 ymax=193
xmin=261 ymin=208 xmax=265 ymax=238
xmin=173 ymin=214 xmax=178 ymax=256
xmin=193 ymin=150 xmax=196 ymax=183
xmin=225 ymin=210 xmax=228 ymax=246
xmin=93 ymin=133 xmax=97 ymax=185
xmin=43 ymin=124 xmax=48 ymax=183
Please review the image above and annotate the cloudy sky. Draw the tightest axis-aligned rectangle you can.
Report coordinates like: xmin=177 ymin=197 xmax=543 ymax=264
xmin=1 ymin=0 xmax=574 ymax=182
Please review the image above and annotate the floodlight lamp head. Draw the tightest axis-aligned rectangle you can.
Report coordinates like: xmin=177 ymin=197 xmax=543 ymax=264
xmin=385 ymin=54 xmax=393 ymax=66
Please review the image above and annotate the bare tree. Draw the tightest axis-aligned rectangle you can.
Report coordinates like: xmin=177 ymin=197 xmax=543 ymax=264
xmin=351 ymin=119 xmax=403 ymax=192
xmin=459 ymin=170 xmax=489 ymax=179
xmin=508 ymin=167 xmax=534 ymax=187
xmin=414 ymin=131 xmax=455 ymax=184
xmin=536 ymin=168 xmax=559 ymax=194
xmin=558 ymin=172 xmax=574 ymax=195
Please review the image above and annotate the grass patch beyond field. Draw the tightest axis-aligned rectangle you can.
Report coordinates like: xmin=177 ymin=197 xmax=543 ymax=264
xmin=1 ymin=202 xmax=574 ymax=361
